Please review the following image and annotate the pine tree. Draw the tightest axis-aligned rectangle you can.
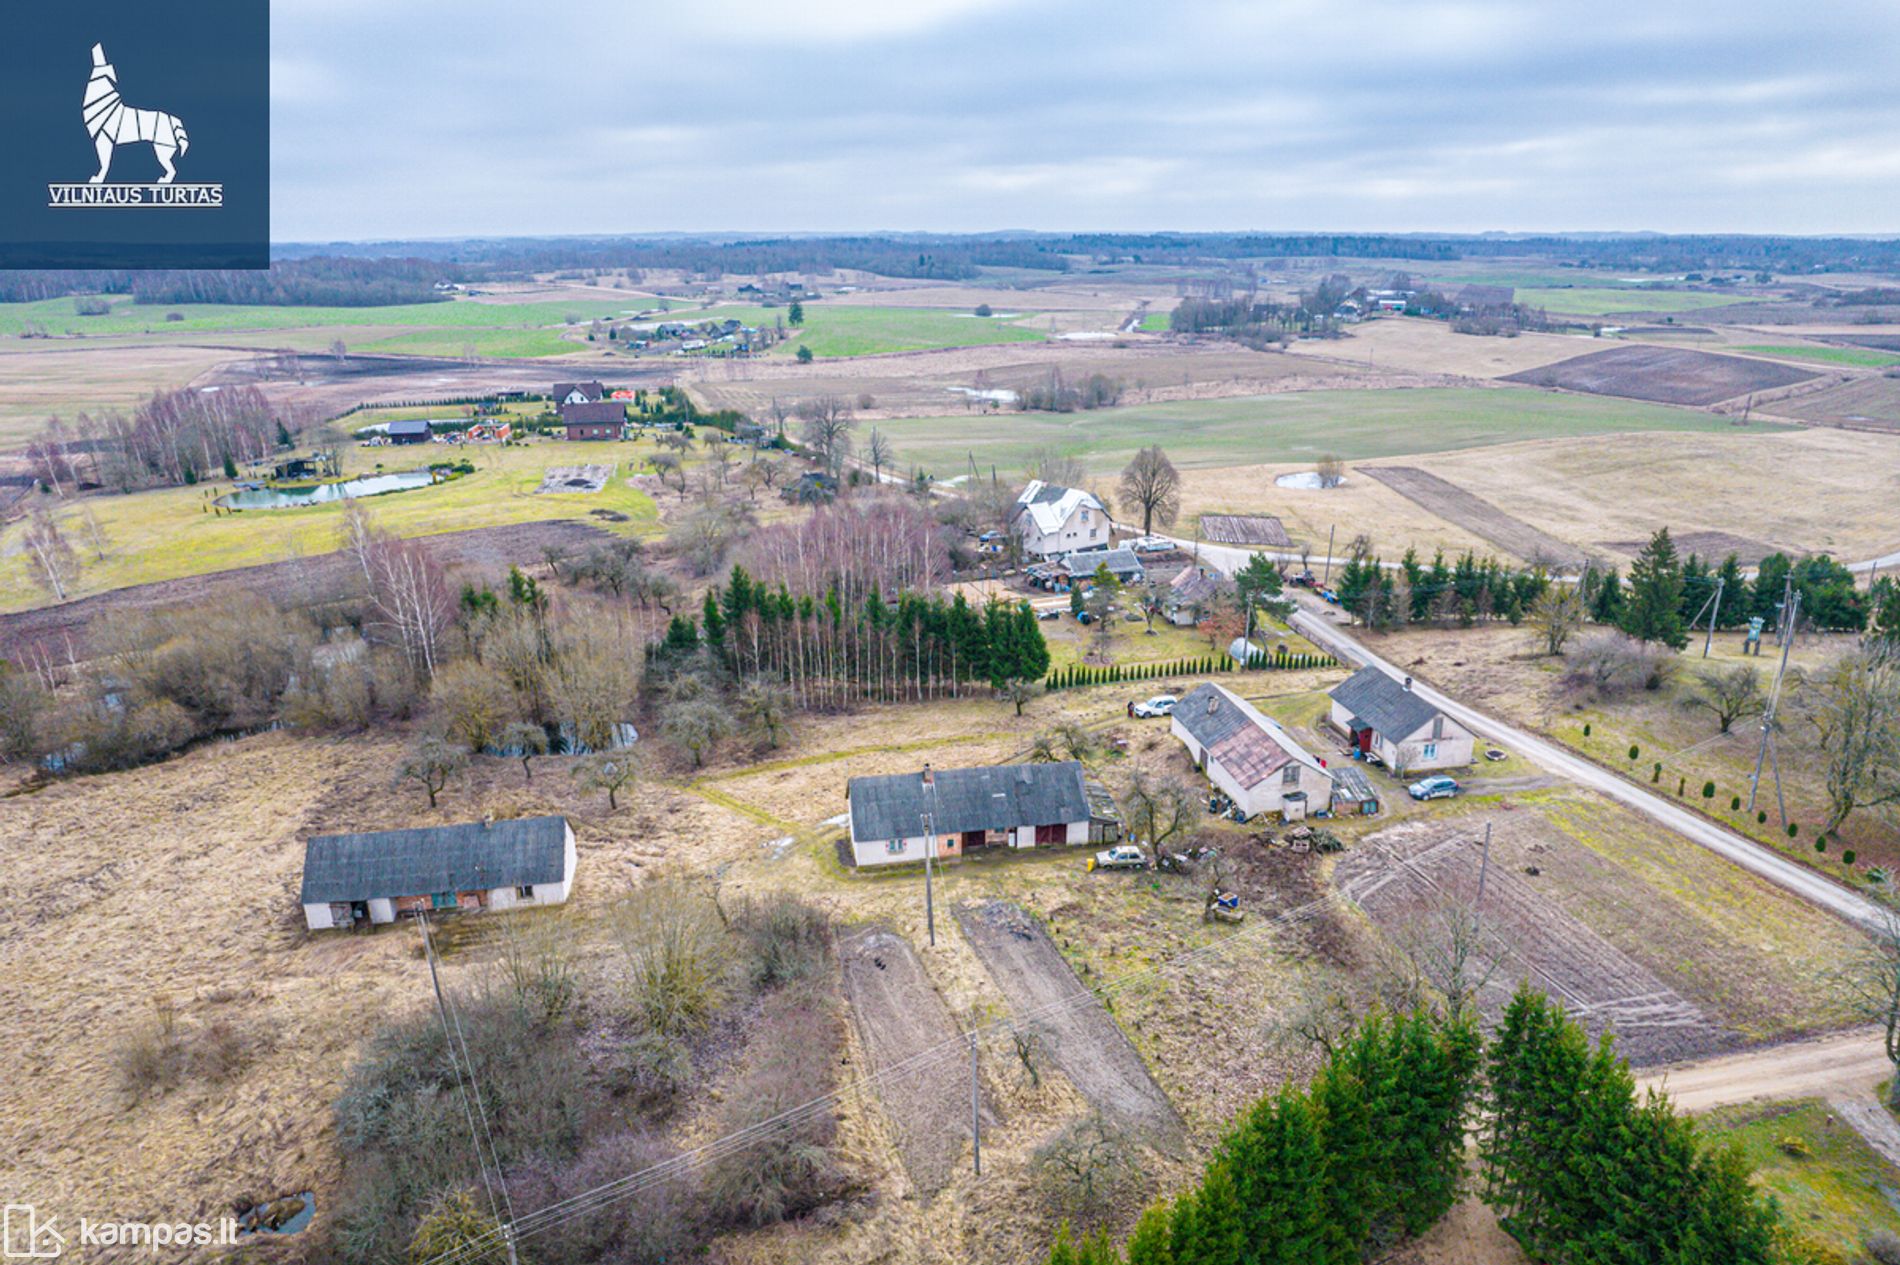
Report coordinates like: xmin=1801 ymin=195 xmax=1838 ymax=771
xmin=1590 ymin=567 xmax=1624 ymax=625
xmin=1621 ymin=527 xmax=1688 ymax=648
xmin=1126 ymin=1202 xmax=1175 ymax=1265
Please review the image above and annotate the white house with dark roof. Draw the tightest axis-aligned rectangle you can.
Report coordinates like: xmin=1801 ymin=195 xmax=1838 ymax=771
xmin=1328 ymin=667 xmax=1473 ymax=774
xmin=299 ymin=815 xmax=576 ymax=930
xmin=552 ymin=380 xmax=606 ymax=405
xmin=1010 ymin=480 xmax=1109 ymax=558
xmin=845 ymin=761 xmax=1097 ymax=867
xmin=1170 ymin=682 xmax=1334 ymax=821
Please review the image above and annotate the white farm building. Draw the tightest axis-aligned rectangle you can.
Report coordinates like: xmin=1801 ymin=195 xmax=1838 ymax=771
xmin=1170 ymin=682 xmax=1335 ymax=821
xmin=300 ymin=815 xmax=577 ymax=931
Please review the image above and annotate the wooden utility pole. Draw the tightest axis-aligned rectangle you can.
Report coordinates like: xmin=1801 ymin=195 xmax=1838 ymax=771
xmin=1322 ymin=524 xmax=1336 ymax=585
xmin=1701 ymin=576 xmax=1725 ymax=658
xmin=970 ymin=1032 xmax=982 ymax=1176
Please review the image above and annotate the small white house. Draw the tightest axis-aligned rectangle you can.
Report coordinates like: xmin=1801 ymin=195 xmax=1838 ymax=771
xmin=846 ymin=761 xmax=1096 ymax=868
xmin=300 ymin=815 xmax=577 ymax=931
xmin=1010 ymin=480 xmax=1109 ymax=559
xmin=1328 ymin=667 xmax=1474 ymax=773
xmin=1170 ymin=683 xmax=1334 ymax=821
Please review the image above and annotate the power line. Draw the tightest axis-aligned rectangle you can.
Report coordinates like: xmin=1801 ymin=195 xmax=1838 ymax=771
xmin=416 ymin=914 xmax=509 ymax=1244
xmin=423 ymin=885 xmax=1350 ymax=1265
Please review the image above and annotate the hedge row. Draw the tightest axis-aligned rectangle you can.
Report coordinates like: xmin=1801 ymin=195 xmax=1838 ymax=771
xmin=1045 ymin=651 xmax=1338 ymax=691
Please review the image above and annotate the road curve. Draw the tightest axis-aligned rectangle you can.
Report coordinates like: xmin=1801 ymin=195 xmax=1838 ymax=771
xmin=1639 ymin=1027 xmax=1887 ymax=1113
xmin=1283 ymin=597 xmax=1888 ymax=934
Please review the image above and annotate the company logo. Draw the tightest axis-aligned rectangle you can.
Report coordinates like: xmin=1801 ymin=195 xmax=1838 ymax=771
xmin=47 ymin=44 xmax=221 ymax=209
xmin=2 ymin=1206 xmax=63 ymax=1260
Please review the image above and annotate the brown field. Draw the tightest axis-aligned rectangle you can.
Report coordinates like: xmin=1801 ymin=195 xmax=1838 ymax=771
xmin=1358 ymin=466 xmax=1590 ymax=567
xmin=0 ymin=342 xmax=242 ymax=450
xmin=1284 ymin=317 xmax=1601 ymax=380
xmin=1179 ymin=463 xmax=1500 ymax=561
xmin=1773 ymin=374 xmax=1900 ymax=430
xmin=1197 ymin=513 xmax=1292 ymax=547
xmin=1599 ymin=529 xmax=1780 ymax=565
xmin=1504 ymin=344 xmax=1818 ymax=406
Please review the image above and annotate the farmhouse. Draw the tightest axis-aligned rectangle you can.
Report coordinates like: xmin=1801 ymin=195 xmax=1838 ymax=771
xmin=299 ymin=815 xmax=577 ymax=931
xmin=1328 ymin=666 xmax=1474 ymax=773
xmin=1010 ymin=479 xmax=1109 ymax=558
xmin=1170 ymin=682 xmax=1334 ymax=821
xmin=559 ymin=401 xmax=626 ymax=440
xmin=1166 ymin=566 xmax=1224 ymax=626
xmin=385 ymin=419 xmax=433 ymax=445
xmin=553 ymin=380 xmax=606 ymax=405
xmin=846 ymin=760 xmax=1101 ymax=868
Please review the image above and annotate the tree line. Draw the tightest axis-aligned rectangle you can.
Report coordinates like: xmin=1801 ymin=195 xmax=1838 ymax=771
xmin=1047 ymin=986 xmax=1792 ymax=1265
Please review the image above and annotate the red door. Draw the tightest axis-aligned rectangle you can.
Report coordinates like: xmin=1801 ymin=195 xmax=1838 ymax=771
xmin=1357 ymin=728 xmax=1374 ymax=755
xmin=1035 ymin=823 xmax=1065 ymax=845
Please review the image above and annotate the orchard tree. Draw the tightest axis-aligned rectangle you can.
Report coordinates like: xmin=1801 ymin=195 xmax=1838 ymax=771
xmin=1530 ymin=584 xmax=1586 ymax=657
xmin=397 ymin=734 xmax=467 ymax=808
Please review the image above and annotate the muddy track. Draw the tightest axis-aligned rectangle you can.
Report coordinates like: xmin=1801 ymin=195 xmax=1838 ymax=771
xmin=1359 ymin=465 xmax=1589 ymax=568
xmin=955 ymin=899 xmax=1181 ymax=1141
xmin=838 ymin=925 xmax=989 ymax=1195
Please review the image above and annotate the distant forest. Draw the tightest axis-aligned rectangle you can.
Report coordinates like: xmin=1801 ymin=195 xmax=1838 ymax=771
xmin=3 ymin=231 xmax=1897 ymax=308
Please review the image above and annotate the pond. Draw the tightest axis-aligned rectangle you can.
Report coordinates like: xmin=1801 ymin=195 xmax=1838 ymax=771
xmin=1274 ymin=471 xmax=1347 ymax=490
xmin=216 ymin=469 xmax=436 ymax=509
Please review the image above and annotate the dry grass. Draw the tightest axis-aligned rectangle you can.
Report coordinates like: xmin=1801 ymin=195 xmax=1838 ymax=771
xmin=0 ymin=342 xmax=239 ymax=450
xmin=1283 ymin=317 xmax=1603 ymax=379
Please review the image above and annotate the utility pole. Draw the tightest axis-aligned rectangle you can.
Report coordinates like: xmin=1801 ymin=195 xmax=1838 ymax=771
xmin=1473 ymin=821 xmax=1493 ymax=937
xmin=920 ymin=810 xmax=936 ymax=948
xmin=1322 ymin=524 xmax=1336 ymax=586
xmin=1747 ymin=580 xmax=1800 ymax=821
xmin=970 ymin=1031 xmax=982 ymax=1176
xmin=1701 ymin=576 xmax=1725 ymax=658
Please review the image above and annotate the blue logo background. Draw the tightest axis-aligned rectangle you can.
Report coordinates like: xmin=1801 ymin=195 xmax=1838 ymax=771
xmin=0 ymin=1 xmax=268 ymax=269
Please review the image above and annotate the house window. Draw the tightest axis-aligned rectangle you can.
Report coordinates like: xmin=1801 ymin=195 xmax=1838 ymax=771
xmin=1422 ymin=743 xmax=1438 ymax=761
xmin=1282 ymin=764 xmax=1300 ymax=786
xmin=516 ymin=885 xmax=536 ymax=899
xmin=886 ymin=839 xmax=907 ymax=855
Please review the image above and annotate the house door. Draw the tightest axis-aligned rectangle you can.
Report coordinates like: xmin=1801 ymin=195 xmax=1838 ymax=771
xmin=1356 ymin=727 xmax=1374 ymax=755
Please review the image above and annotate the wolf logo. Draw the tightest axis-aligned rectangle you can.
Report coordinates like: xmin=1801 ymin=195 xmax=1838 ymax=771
xmin=83 ymin=43 xmax=189 ymax=184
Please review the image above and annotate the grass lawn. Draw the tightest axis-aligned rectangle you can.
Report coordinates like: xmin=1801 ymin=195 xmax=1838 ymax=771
xmin=1139 ymin=311 xmax=1172 ymax=332
xmin=1515 ymin=287 xmax=1765 ymax=316
xmin=1735 ymin=344 xmax=1900 ymax=369
xmin=0 ymin=439 xmax=662 ymax=610
xmin=355 ymin=327 xmax=584 ymax=358
xmin=877 ymin=387 xmax=1776 ymax=479
xmin=782 ymin=306 xmax=1047 ymax=358
xmin=1701 ymin=1099 xmax=1900 ymax=1256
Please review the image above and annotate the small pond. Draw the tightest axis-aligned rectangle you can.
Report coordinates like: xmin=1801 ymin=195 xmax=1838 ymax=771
xmin=217 ymin=469 xmax=436 ymax=509
xmin=1274 ymin=471 xmax=1347 ymax=490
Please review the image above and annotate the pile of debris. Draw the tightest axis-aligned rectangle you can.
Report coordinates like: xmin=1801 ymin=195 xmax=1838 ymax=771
xmin=1261 ymin=825 xmax=1345 ymax=855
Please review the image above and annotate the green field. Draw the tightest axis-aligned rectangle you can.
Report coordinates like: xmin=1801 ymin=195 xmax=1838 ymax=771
xmin=0 ymin=295 xmax=645 ymax=339
xmin=1735 ymin=344 xmax=1900 ymax=368
xmin=355 ymin=327 xmax=585 ymax=358
xmin=1701 ymin=1100 xmax=1900 ymax=1256
xmin=1139 ymin=311 xmax=1172 ymax=332
xmin=0 ymin=439 xmax=662 ymax=611
xmin=1516 ymin=287 xmax=1765 ymax=316
xmin=873 ymin=387 xmax=1785 ymax=479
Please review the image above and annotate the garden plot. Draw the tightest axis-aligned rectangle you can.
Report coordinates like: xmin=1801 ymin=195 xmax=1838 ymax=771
xmin=955 ymin=900 xmax=1182 ymax=1141
xmin=1336 ymin=815 xmax=1724 ymax=1066
xmin=1359 ymin=466 xmax=1590 ymax=568
xmin=535 ymin=464 xmax=612 ymax=494
xmin=1198 ymin=513 xmax=1293 ymax=547
xmin=838 ymin=925 xmax=990 ymax=1195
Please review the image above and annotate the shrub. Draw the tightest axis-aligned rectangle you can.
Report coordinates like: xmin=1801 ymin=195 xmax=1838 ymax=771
xmin=1758 ymin=810 xmax=1768 ymax=824
xmin=734 ymin=893 xmax=831 ymax=992
xmin=1845 ymin=850 xmax=1857 ymax=866
xmin=1787 ymin=823 xmax=1800 ymax=839
xmin=612 ymin=876 xmax=729 ymax=1038
xmin=1031 ymin=1110 xmax=1139 ymax=1217
xmin=1731 ymin=796 xmax=1742 ymax=811
xmin=1865 ymin=1229 xmax=1900 ymax=1265
xmin=1582 ymin=722 xmax=1591 ymax=736
xmin=1702 ymin=781 xmax=1716 ymax=799
xmin=1629 ymin=744 xmax=1641 ymax=761
xmin=1816 ymin=839 xmax=1827 ymax=853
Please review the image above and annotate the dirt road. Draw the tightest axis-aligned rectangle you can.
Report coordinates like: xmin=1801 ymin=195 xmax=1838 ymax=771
xmin=1640 ymin=1027 xmax=1887 ymax=1113
xmin=1283 ymin=596 xmax=1888 ymax=935
xmin=955 ymin=900 xmax=1181 ymax=1141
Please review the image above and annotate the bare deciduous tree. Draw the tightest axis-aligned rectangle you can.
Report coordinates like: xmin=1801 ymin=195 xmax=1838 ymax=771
xmin=1530 ymin=584 xmax=1586 ymax=657
xmin=431 ymin=658 xmax=516 ymax=752
xmin=23 ymin=509 xmax=79 ymax=602
xmin=864 ymin=427 xmax=894 ymax=484
xmin=1118 ymin=445 xmax=1180 ymax=536
xmin=1806 ymin=643 xmax=1900 ymax=833
xmin=1682 ymin=663 xmax=1764 ymax=735
xmin=795 ymin=396 xmax=856 ymax=477
xmin=1031 ymin=1111 xmax=1136 ymax=1215
xmin=1841 ymin=904 xmax=1900 ymax=1109
xmin=498 ymin=720 xmax=548 ymax=782
xmin=1120 ymin=761 xmax=1196 ymax=851
xmin=572 ymin=751 xmax=638 ymax=810
xmin=1315 ymin=453 xmax=1345 ymax=488
xmin=397 ymin=733 xmax=466 ymax=807
xmin=736 ymin=675 xmax=792 ymax=748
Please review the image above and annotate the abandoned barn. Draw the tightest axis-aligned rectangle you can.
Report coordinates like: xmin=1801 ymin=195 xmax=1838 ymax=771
xmin=1327 ymin=666 xmax=1475 ymax=773
xmin=299 ymin=815 xmax=577 ymax=930
xmin=846 ymin=760 xmax=1114 ymax=868
xmin=1171 ymin=682 xmax=1335 ymax=821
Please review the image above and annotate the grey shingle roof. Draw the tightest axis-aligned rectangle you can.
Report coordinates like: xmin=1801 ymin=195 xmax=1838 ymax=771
xmin=848 ymin=762 xmax=1089 ymax=842
xmin=1329 ymin=666 xmax=1445 ymax=742
xmin=560 ymin=401 xmax=626 ymax=426
xmin=385 ymin=419 xmax=432 ymax=438
xmin=300 ymin=816 xmax=569 ymax=904
xmin=1061 ymin=547 xmax=1143 ymax=578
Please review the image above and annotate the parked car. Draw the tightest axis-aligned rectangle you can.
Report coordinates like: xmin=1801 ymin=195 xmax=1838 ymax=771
xmin=1037 ymin=608 xmax=1061 ymax=621
xmin=1131 ymin=694 xmax=1178 ymax=718
xmin=1128 ymin=536 xmax=1173 ymax=553
xmin=1091 ymin=845 xmax=1149 ymax=871
xmin=1408 ymin=775 xmax=1461 ymax=801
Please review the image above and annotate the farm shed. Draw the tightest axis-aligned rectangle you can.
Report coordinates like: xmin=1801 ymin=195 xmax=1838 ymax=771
xmin=1330 ymin=764 xmax=1381 ymax=816
xmin=846 ymin=761 xmax=1094 ymax=868
xmin=559 ymin=401 xmax=626 ymax=440
xmin=1166 ymin=566 xmax=1224 ymax=625
xmin=300 ymin=815 xmax=577 ymax=931
xmin=385 ymin=419 xmax=432 ymax=445
xmin=1009 ymin=480 xmax=1109 ymax=558
xmin=1059 ymin=547 xmax=1145 ymax=586
xmin=1170 ymin=683 xmax=1334 ymax=822
xmin=1328 ymin=666 xmax=1474 ymax=773
xmin=553 ymin=380 xmax=606 ymax=404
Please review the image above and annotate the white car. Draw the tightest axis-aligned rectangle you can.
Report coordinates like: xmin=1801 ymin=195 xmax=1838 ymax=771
xmin=1093 ymin=845 xmax=1149 ymax=871
xmin=1131 ymin=694 xmax=1177 ymax=719
xmin=1127 ymin=536 xmax=1174 ymax=553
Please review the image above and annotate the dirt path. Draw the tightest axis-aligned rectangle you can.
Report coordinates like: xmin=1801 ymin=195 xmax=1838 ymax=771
xmin=1638 ymin=1027 xmax=1887 ymax=1112
xmin=1286 ymin=597 xmax=1889 ymax=934
xmin=954 ymin=900 xmax=1181 ymax=1142
xmin=838 ymin=925 xmax=989 ymax=1195
xmin=1358 ymin=465 xmax=1589 ymax=568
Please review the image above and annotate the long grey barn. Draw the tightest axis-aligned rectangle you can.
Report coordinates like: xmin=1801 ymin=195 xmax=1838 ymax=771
xmin=300 ymin=815 xmax=577 ymax=930
xmin=847 ymin=761 xmax=1094 ymax=867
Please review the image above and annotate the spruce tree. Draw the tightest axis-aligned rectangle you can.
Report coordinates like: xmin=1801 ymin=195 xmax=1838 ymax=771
xmin=1621 ymin=527 xmax=1688 ymax=649
xmin=1590 ymin=567 xmax=1624 ymax=625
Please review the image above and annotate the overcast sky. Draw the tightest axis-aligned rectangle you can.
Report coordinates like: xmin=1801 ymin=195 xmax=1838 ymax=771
xmin=271 ymin=0 xmax=1900 ymax=242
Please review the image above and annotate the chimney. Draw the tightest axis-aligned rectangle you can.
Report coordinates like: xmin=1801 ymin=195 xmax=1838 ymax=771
xmin=1402 ymin=676 xmax=1413 ymax=692
xmin=482 ymin=812 xmax=495 ymax=829
xmin=921 ymin=763 xmax=933 ymax=787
